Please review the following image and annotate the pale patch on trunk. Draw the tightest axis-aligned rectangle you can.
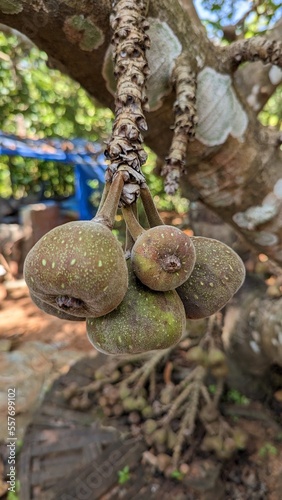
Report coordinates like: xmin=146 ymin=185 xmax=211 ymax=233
xmin=269 ymin=65 xmax=282 ymax=85
xmin=246 ymin=84 xmax=261 ymax=111
xmin=233 ymin=204 xmax=279 ymax=230
xmin=195 ymin=67 xmax=248 ymax=146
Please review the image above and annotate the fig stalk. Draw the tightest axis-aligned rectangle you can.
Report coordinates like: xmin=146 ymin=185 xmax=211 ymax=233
xmin=122 ymin=203 xmax=144 ymax=241
xmin=94 ymin=170 xmax=125 ymax=229
xmin=96 ymin=180 xmax=110 ymax=215
xmin=124 ymin=201 xmax=138 ymax=256
xmin=140 ymin=184 xmax=164 ymax=228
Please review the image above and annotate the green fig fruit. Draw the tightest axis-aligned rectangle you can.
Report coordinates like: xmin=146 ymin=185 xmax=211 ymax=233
xmin=131 ymin=225 xmax=196 ymax=291
xmin=177 ymin=236 xmax=245 ymax=319
xmin=87 ymin=262 xmax=186 ymax=355
xmin=30 ymin=291 xmax=85 ymax=321
xmin=24 ymin=220 xmax=128 ymax=318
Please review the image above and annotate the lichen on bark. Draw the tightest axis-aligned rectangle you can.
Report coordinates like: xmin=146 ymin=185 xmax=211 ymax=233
xmin=0 ymin=0 xmax=23 ymax=14
xmin=195 ymin=67 xmax=248 ymax=146
xmin=63 ymin=14 xmax=105 ymax=51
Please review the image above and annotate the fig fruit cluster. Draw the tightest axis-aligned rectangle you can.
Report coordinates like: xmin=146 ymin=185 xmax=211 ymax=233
xmin=23 ymin=172 xmax=245 ymax=355
xmin=24 ymin=199 xmax=245 ymax=356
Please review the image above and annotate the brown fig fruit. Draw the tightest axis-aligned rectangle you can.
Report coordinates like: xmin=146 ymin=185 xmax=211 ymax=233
xmin=87 ymin=262 xmax=186 ymax=355
xmin=123 ymin=205 xmax=196 ymax=291
xmin=132 ymin=225 xmax=196 ymax=291
xmin=24 ymin=220 xmax=128 ymax=318
xmin=177 ymin=237 xmax=245 ymax=319
xmin=30 ymin=291 xmax=85 ymax=321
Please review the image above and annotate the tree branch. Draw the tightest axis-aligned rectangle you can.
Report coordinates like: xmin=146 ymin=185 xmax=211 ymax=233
xmin=177 ymin=0 xmax=206 ymax=34
xmin=234 ymin=20 xmax=282 ymax=114
xmin=161 ymin=53 xmax=198 ymax=194
xmin=0 ymin=1 xmax=282 ymax=264
xmin=221 ymin=36 xmax=282 ymax=72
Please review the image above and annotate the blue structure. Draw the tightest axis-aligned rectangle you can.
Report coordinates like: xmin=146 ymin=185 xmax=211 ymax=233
xmin=0 ymin=132 xmax=107 ymax=219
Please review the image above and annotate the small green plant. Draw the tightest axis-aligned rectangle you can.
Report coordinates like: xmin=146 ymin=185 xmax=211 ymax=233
xmin=231 ymin=415 xmax=239 ymax=422
xmin=226 ymin=389 xmax=250 ymax=406
xmin=7 ymin=480 xmax=20 ymax=500
xmin=118 ymin=465 xmax=131 ymax=485
xmin=258 ymin=443 xmax=278 ymax=458
xmin=16 ymin=439 xmax=23 ymax=456
xmin=7 ymin=492 xmax=18 ymax=500
xmin=208 ymin=384 xmax=217 ymax=395
xmin=275 ymin=432 xmax=282 ymax=442
xmin=171 ymin=469 xmax=184 ymax=480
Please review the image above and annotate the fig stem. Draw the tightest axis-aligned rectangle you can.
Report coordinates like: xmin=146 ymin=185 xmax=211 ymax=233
xmin=125 ymin=202 xmax=138 ymax=255
xmin=140 ymin=185 xmax=164 ymax=227
xmin=94 ymin=171 xmax=124 ymax=229
xmin=122 ymin=203 xmax=145 ymax=242
xmin=96 ymin=181 xmax=110 ymax=215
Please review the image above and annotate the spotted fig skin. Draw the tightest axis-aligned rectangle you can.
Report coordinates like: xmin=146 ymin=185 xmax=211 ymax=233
xmin=30 ymin=291 xmax=85 ymax=321
xmin=176 ymin=237 xmax=246 ymax=319
xmin=24 ymin=221 xmax=128 ymax=318
xmin=87 ymin=262 xmax=186 ymax=355
xmin=131 ymin=225 xmax=196 ymax=291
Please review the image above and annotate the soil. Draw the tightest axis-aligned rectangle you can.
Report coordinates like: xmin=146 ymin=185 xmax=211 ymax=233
xmin=0 ymin=283 xmax=90 ymax=352
xmin=1 ymin=285 xmax=282 ymax=499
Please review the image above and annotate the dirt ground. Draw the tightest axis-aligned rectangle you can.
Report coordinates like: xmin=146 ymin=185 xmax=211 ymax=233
xmin=0 ymin=283 xmax=90 ymax=352
xmin=1 ymin=284 xmax=282 ymax=499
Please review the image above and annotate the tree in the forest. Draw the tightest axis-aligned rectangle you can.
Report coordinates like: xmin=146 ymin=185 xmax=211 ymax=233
xmin=1 ymin=0 xmax=282 ymax=468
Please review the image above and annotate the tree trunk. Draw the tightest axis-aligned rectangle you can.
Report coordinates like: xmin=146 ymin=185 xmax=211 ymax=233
xmin=0 ymin=0 xmax=281 ymax=389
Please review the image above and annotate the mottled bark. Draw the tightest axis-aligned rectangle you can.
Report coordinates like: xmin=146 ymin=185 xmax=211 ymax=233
xmin=181 ymin=129 xmax=282 ymax=264
xmin=222 ymin=275 xmax=282 ymax=398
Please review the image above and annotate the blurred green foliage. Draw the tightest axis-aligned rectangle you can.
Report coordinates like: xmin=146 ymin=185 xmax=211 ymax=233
xmin=259 ymin=86 xmax=282 ymax=129
xmin=0 ymin=31 xmax=113 ymax=200
xmin=197 ymin=0 xmax=282 ymax=38
xmin=0 ymin=30 xmax=188 ymax=213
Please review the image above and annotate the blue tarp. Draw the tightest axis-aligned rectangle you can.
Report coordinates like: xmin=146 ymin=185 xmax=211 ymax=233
xmin=0 ymin=132 xmax=107 ymax=219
